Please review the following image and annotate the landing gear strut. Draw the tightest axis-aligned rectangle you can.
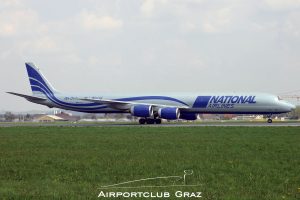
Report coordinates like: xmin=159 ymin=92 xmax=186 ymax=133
xmin=146 ymin=118 xmax=155 ymax=124
xmin=139 ymin=118 xmax=162 ymax=124
xmin=139 ymin=118 xmax=146 ymax=124
xmin=155 ymin=118 xmax=162 ymax=124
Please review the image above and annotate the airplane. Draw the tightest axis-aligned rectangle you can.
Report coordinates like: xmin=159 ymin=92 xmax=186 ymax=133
xmin=7 ymin=63 xmax=296 ymax=124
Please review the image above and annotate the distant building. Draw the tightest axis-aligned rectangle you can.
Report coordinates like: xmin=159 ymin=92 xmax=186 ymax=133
xmin=200 ymin=114 xmax=221 ymax=120
xmin=36 ymin=115 xmax=66 ymax=122
xmin=223 ymin=114 xmax=236 ymax=120
xmin=55 ymin=112 xmax=80 ymax=121
xmin=32 ymin=114 xmax=45 ymax=119
xmin=232 ymin=115 xmax=263 ymax=120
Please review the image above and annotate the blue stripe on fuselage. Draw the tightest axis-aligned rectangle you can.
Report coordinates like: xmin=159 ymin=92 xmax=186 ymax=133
xmin=30 ymin=81 xmax=189 ymax=110
xmin=31 ymin=85 xmax=107 ymax=110
xmin=26 ymin=64 xmax=189 ymax=110
xmin=29 ymin=78 xmax=100 ymax=107
xmin=116 ymin=96 xmax=189 ymax=106
xmin=193 ymin=96 xmax=211 ymax=108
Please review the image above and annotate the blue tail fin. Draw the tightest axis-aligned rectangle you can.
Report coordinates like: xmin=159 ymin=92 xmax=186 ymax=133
xmin=25 ymin=62 xmax=59 ymax=97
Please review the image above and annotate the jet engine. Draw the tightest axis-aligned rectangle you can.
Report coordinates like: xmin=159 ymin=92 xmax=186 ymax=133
xmin=158 ymin=107 xmax=180 ymax=120
xmin=130 ymin=105 xmax=153 ymax=117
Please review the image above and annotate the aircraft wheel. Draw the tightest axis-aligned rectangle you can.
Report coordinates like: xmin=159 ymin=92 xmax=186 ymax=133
xmin=139 ymin=118 xmax=146 ymax=124
xmin=146 ymin=118 xmax=155 ymax=124
xmin=267 ymin=118 xmax=272 ymax=123
xmin=155 ymin=119 xmax=162 ymax=124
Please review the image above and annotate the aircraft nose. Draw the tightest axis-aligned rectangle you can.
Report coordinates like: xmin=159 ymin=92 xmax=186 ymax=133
xmin=282 ymin=102 xmax=296 ymax=112
xmin=289 ymin=103 xmax=296 ymax=111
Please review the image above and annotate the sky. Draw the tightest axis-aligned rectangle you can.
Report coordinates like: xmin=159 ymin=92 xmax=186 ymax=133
xmin=0 ymin=0 xmax=300 ymax=111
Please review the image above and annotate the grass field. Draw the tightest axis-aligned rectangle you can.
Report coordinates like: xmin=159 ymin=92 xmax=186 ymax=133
xmin=0 ymin=127 xmax=299 ymax=199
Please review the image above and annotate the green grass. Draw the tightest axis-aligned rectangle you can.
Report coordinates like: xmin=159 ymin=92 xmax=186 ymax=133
xmin=0 ymin=127 xmax=299 ymax=199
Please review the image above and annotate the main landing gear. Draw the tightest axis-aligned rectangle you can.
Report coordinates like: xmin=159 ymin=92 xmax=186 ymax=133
xmin=267 ymin=114 xmax=272 ymax=123
xmin=139 ymin=118 xmax=162 ymax=124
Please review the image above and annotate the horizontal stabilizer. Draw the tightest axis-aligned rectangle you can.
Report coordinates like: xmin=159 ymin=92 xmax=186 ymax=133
xmin=7 ymin=92 xmax=47 ymax=101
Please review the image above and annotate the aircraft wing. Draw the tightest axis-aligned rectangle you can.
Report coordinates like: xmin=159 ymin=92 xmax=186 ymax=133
xmin=80 ymin=98 xmax=189 ymax=110
xmin=7 ymin=92 xmax=47 ymax=101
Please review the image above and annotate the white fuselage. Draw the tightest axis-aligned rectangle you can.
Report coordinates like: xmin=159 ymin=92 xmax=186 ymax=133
xmin=36 ymin=93 xmax=295 ymax=115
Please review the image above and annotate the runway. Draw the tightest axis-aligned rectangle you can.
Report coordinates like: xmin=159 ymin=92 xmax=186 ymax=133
xmin=1 ymin=122 xmax=300 ymax=127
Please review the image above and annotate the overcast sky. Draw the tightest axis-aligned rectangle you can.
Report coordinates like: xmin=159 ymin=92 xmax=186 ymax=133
xmin=1 ymin=0 xmax=300 ymax=111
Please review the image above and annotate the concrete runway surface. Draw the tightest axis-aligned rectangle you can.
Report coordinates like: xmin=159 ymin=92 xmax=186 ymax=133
xmin=1 ymin=122 xmax=300 ymax=127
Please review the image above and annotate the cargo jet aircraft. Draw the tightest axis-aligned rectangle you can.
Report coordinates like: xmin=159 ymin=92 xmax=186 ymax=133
xmin=7 ymin=63 xmax=295 ymax=124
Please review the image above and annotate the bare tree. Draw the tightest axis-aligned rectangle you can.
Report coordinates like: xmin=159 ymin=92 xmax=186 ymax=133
xmin=4 ymin=112 xmax=15 ymax=122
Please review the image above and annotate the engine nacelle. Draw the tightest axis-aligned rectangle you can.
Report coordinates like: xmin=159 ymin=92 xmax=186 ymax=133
xmin=158 ymin=107 xmax=180 ymax=120
xmin=130 ymin=105 xmax=153 ymax=118
xmin=180 ymin=113 xmax=198 ymax=120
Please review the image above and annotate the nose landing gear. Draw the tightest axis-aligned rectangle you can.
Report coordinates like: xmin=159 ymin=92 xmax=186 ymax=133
xmin=267 ymin=114 xmax=273 ymax=123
